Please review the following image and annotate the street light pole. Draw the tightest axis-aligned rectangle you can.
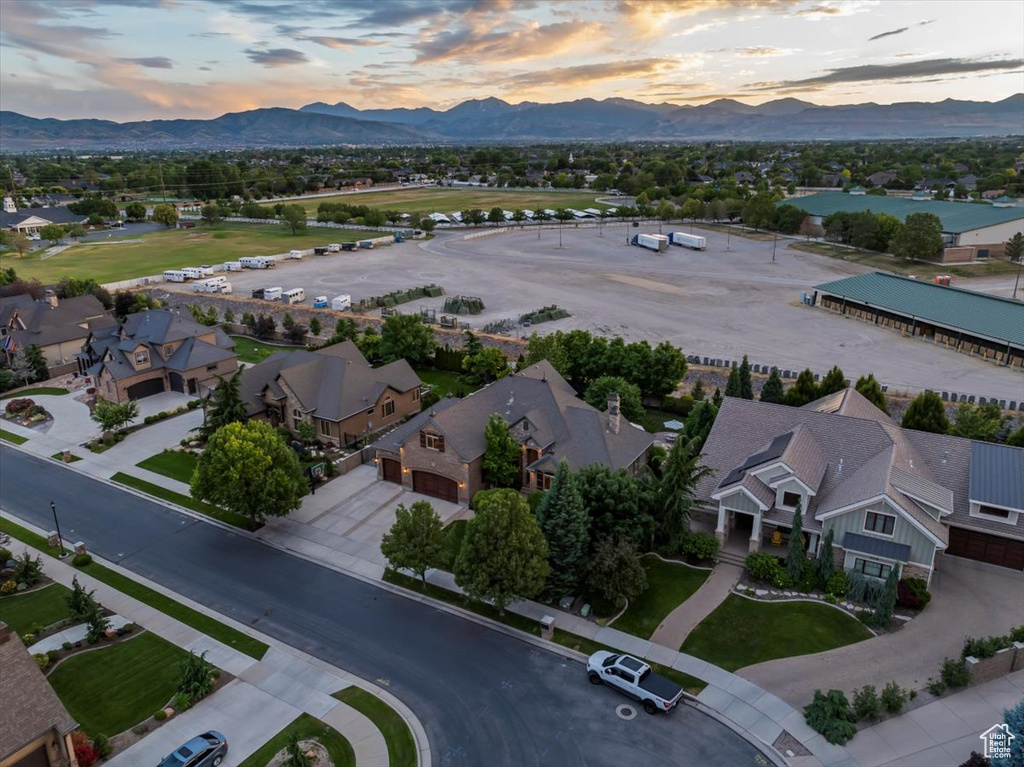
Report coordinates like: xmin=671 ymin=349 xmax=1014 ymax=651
xmin=50 ymin=501 xmax=67 ymax=557
xmin=772 ymin=231 xmax=778 ymax=263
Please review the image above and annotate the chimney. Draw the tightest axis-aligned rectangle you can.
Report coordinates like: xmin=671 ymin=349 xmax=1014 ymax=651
xmin=607 ymin=392 xmax=621 ymax=435
xmin=44 ymin=289 xmax=58 ymax=309
xmin=2 ymin=196 xmax=15 ymax=214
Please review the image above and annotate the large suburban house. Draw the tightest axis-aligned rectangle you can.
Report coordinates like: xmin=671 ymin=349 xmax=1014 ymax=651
xmin=240 ymin=340 xmax=422 ymax=447
xmin=372 ymin=360 xmax=655 ymax=505
xmin=1 ymin=291 xmax=115 ymax=377
xmin=0 ymin=623 xmax=78 ymax=767
xmin=0 ymin=197 xmax=89 ymax=235
xmin=696 ymin=389 xmax=1024 ymax=584
xmin=78 ymin=309 xmax=238 ymax=402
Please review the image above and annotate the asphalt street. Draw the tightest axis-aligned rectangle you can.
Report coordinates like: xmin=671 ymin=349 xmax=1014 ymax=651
xmin=0 ymin=447 xmax=765 ymax=767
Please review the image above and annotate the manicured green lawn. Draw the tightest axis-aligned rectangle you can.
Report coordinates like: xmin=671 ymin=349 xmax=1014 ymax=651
xmin=136 ymin=452 xmax=199 ymax=484
xmin=0 ymin=429 xmax=27 ymax=444
xmin=51 ymin=451 xmax=82 ymax=463
xmin=48 ymin=632 xmax=188 ymax=736
xmin=112 ymin=472 xmax=255 ymax=531
xmin=611 ymin=556 xmax=710 ymax=639
xmin=295 ymin=188 xmax=612 ymax=216
xmin=0 ymin=518 xmax=267 ymax=660
xmin=639 ymin=407 xmax=685 ymax=434
xmin=232 ymin=336 xmax=301 ymax=364
xmin=332 ymin=687 xmax=415 ymax=767
xmin=433 ymin=519 xmax=467 ymax=571
xmin=0 ymin=583 xmax=73 ymax=636
xmin=681 ymin=594 xmax=873 ymax=672
xmin=1 ymin=387 xmax=69 ymax=398
xmin=414 ymin=368 xmax=478 ymax=397
xmin=0 ymin=224 xmax=383 ymax=284
xmin=238 ymin=713 xmax=354 ymax=767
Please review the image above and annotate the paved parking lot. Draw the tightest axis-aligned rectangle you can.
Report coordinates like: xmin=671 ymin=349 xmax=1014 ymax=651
xmin=163 ymin=226 xmax=1023 ymax=399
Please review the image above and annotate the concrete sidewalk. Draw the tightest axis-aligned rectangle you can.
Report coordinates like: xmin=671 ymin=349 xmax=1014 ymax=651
xmin=2 ymin=516 xmax=430 ymax=767
xmin=649 ymin=562 xmax=741 ymax=648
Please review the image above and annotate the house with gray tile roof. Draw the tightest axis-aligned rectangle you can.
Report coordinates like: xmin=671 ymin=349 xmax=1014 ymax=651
xmin=697 ymin=389 xmax=1024 ymax=582
xmin=78 ymin=309 xmax=238 ymax=402
xmin=372 ymin=360 xmax=655 ymax=505
xmin=240 ymin=340 xmax=423 ymax=448
xmin=1 ymin=290 xmax=114 ymax=377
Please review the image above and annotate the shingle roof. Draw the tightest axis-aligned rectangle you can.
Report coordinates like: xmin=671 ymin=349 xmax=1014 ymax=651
xmin=842 ymin=532 xmax=912 ymax=562
xmin=241 ymin=341 xmax=420 ymax=422
xmin=785 ymin=191 xmax=1024 ymax=233
xmin=0 ymin=207 xmax=89 ymax=228
xmin=697 ymin=392 xmax=1011 ymax=544
xmin=803 ymin=388 xmax=894 ymax=424
xmin=969 ymin=442 xmax=1024 ymax=511
xmin=815 ymin=272 xmax=1024 ymax=348
xmin=0 ymin=294 xmax=108 ymax=349
xmin=0 ymin=626 xmax=77 ymax=762
xmin=374 ymin=360 xmax=653 ymax=472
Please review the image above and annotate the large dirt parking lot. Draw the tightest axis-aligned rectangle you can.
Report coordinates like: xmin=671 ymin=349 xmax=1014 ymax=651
xmin=166 ymin=224 xmax=1022 ymax=401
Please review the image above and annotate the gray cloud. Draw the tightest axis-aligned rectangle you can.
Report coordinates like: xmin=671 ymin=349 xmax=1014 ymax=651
xmin=116 ymin=56 xmax=174 ymax=68
xmin=750 ymin=57 xmax=1024 ymax=91
xmin=414 ymin=19 xmax=601 ymax=64
xmin=498 ymin=58 xmax=674 ymax=88
xmin=302 ymin=36 xmax=382 ymax=50
xmin=244 ymin=47 xmax=309 ymax=67
xmin=342 ymin=0 xmax=528 ymax=29
xmin=198 ymin=66 xmax=212 ymax=71
xmin=869 ymin=27 xmax=908 ymax=41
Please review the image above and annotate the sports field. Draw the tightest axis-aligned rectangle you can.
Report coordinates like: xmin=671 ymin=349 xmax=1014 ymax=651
xmin=0 ymin=224 xmax=381 ymax=284
xmin=295 ymin=187 xmax=615 ymax=215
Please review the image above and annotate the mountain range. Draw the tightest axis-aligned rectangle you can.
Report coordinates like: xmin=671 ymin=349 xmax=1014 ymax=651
xmin=2 ymin=95 xmax=1022 ymax=150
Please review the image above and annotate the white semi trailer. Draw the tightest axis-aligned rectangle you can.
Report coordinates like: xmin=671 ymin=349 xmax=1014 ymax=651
xmin=668 ymin=232 xmax=707 ymax=250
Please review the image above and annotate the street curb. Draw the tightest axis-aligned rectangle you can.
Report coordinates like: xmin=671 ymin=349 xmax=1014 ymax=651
xmin=0 ymin=503 xmax=432 ymax=767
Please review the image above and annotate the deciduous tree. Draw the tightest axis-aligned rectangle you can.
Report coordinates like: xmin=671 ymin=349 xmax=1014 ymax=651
xmin=380 ymin=500 xmax=445 ymax=585
xmin=463 ymin=346 xmax=509 ymax=384
xmin=950 ymin=402 xmax=1005 ymax=442
xmin=380 ymin=314 xmax=435 ymax=365
xmin=891 ymin=212 xmax=943 ymax=261
xmin=280 ymin=204 xmax=307 ymax=234
xmin=584 ymin=376 xmax=643 ymax=421
xmin=91 ymin=398 xmax=138 ymax=435
xmin=585 ymin=537 xmax=647 ymax=609
xmin=683 ymin=400 xmax=718 ymax=450
xmin=200 ymin=204 xmax=221 ymax=226
xmin=190 ymin=421 xmax=307 ymax=526
xmin=124 ymin=202 xmax=147 ymax=222
xmin=657 ymin=436 xmax=711 ymax=548
xmin=482 ymin=413 xmax=520 ymax=489
xmin=454 ymin=489 xmax=548 ymax=614
xmin=152 ymin=203 xmax=178 ymax=228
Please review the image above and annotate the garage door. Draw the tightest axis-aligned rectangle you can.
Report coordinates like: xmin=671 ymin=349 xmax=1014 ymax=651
xmin=381 ymin=458 xmax=402 ymax=484
xmin=947 ymin=527 xmax=1024 ymax=570
xmin=412 ymin=471 xmax=458 ymax=503
xmin=126 ymin=377 xmax=165 ymax=400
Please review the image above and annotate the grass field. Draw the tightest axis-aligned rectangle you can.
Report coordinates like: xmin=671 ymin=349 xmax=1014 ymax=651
xmin=295 ymin=188 xmax=614 ymax=216
xmin=112 ymin=471 xmax=255 ymax=531
xmin=48 ymin=632 xmax=188 ymax=736
xmin=0 ymin=517 xmax=268 ymax=660
xmin=0 ymin=224 xmax=382 ymax=285
xmin=681 ymin=594 xmax=873 ymax=671
xmin=232 ymin=336 xmax=301 ymax=364
xmin=790 ymin=242 xmax=1021 ymax=279
xmin=0 ymin=429 xmax=27 ymax=444
xmin=414 ymin=368 xmax=480 ymax=397
xmin=239 ymin=713 xmax=355 ymax=767
xmin=332 ymin=687 xmax=416 ymax=767
xmin=1 ymin=387 xmax=70 ymax=399
xmin=136 ymin=451 xmax=198 ymax=484
xmin=611 ymin=557 xmax=710 ymax=640
xmin=0 ymin=583 xmax=73 ymax=636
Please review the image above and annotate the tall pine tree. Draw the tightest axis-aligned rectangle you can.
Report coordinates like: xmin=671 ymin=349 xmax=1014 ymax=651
xmin=658 ymin=436 xmax=712 ymax=549
xmin=535 ymin=461 xmax=589 ymax=597
xmin=815 ymin=527 xmax=836 ymax=588
xmin=818 ymin=365 xmax=849 ymax=397
xmin=784 ymin=369 xmax=818 ymax=407
xmin=738 ymin=355 xmax=754 ymax=400
xmin=786 ymin=499 xmax=806 ymax=585
xmin=901 ymin=391 xmax=949 ymax=434
xmin=854 ymin=373 xmax=889 ymax=415
xmin=724 ymin=362 xmax=741 ymax=397
xmin=760 ymin=367 xmax=785 ymax=404
xmin=201 ymin=370 xmax=247 ymax=440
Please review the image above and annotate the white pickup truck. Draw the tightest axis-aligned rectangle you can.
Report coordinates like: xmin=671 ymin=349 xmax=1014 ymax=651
xmin=587 ymin=651 xmax=684 ymax=715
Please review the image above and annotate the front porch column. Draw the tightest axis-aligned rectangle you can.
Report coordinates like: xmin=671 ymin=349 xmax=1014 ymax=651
xmin=715 ymin=505 xmax=727 ymax=546
xmin=749 ymin=514 xmax=762 ymax=553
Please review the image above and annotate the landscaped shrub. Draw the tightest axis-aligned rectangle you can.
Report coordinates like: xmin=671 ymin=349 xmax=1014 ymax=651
xmin=0 ymin=580 xmax=16 ymax=595
xmin=72 ymin=554 xmax=92 ymax=567
xmin=46 ymin=649 xmax=60 ymax=664
xmin=826 ymin=572 xmax=849 ymax=597
xmin=798 ymin=559 xmax=818 ymax=593
xmin=122 ymin=623 xmax=135 ymax=633
xmin=4 ymin=398 xmax=35 ymax=415
xmin=176 ymin=650 xmax=216 ymax=702
xmin=13 ymin=552 xmax=43 ymax=586
xmin=963 ymin=635 xmax=1009 ymax=659
xmin=187 ymin=399 xmax=202 ymax=410
xmin=71 ymin=731 xmax=98 ymax=767
xmin=881 ymin=681 xmax=908 ymax=714
xmin=171 ymin=692 xmax=192 ymax=712
xmin=897 ymin=578 xmax=931 ymax=609
xmin=681 ymin=531 xmax=719 ymax=561
xmin=804 ymin=689 xmax=858 ymax=745
xmin=33 ymin=653 xmax=48 ymax=669
xmin=846 ymin=572 xmax=882 ymax=605
xmin=940 ymin=657 xmax=970 ymax=689
xmin=92 ymin=734 xmax=111 ymax=759
xmin=1012 ymin=625 xmax=1024 ymax=643
xmin=662 ymin=394 xmax=695 ymax=418
xmin=927 ymin=677 xmax=947 ymax=696
xmin=0 ymin=547 xmax=11 ymax=562
xmin=959 ymin=752 xmax=990 ymax=767
xmin=853 ymin=685 xmax=883 ymax=721
xmin=745 ymin=552 xmax=784 ymax=582
xmin=154 ymin=709 xmax=168 ymax=722
xmin=62 ymin=641 xmax=73 ymax=651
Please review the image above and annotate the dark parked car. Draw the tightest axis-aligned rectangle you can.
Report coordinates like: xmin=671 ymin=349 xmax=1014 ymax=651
xmin=158 ymin=731 xmax=228 ymax=767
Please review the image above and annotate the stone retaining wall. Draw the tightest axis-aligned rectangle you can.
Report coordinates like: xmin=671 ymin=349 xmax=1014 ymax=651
xmin=965 ymin=642 xmax=1024 ymax=685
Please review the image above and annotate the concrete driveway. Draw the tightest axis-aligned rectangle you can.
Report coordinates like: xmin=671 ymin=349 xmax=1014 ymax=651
xmin=107 ymin=680 xmax=301 ymax=767
xmin=740 ymin=556 xmax=1024 ymax=706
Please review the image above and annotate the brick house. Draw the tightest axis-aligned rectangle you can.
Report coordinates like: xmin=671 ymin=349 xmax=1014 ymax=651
xmin=372 ymin=360 xmax=655 ymax=505
xmin=696 ymin=389 xmax=1024 ymax=584
xmin=78 ymin=309 xmax=238 ymax=402
xmin=240 ymin=340 xmax=422 ymax=446
xmin=0 ymin=624 xmax=78 ymax=767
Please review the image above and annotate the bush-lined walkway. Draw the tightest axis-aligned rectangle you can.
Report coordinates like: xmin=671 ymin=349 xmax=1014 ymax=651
xmin=611 ymin=556 xmax=710 ymax=640
xmin=648 ymin=562 xmax=742 ymax=648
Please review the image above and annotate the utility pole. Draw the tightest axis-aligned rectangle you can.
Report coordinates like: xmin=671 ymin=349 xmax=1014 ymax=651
xmin=158 ymin=163 xmax=166 ymax=203
xmin=1014 ymin=256 xmax=1022 ymax=301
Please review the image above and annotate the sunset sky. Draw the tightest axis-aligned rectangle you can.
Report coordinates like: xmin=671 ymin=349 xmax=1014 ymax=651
xmin=1 ymin=0 xmax=1022 ymax=121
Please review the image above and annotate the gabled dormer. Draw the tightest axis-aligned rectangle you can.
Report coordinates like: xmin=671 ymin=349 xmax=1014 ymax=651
xmin=968 ymin=442 xmax=1024 ymax=527
xmin=131 ymin=344 xmax=151 ymax=370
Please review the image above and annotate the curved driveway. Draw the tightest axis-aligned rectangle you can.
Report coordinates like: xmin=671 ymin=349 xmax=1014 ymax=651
xmin=0 ymin=447 xmax=762 ymax=767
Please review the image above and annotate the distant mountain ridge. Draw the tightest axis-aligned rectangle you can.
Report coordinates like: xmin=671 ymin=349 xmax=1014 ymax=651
xmin=2 ymin=95 xmax=1022 ymax=149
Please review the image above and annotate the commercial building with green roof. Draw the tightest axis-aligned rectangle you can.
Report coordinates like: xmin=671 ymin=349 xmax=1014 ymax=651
xmin=814 ymin=271 xmax=1024 ymax=368
xmin=787 ymin=192 xmax=1023 ymax=260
